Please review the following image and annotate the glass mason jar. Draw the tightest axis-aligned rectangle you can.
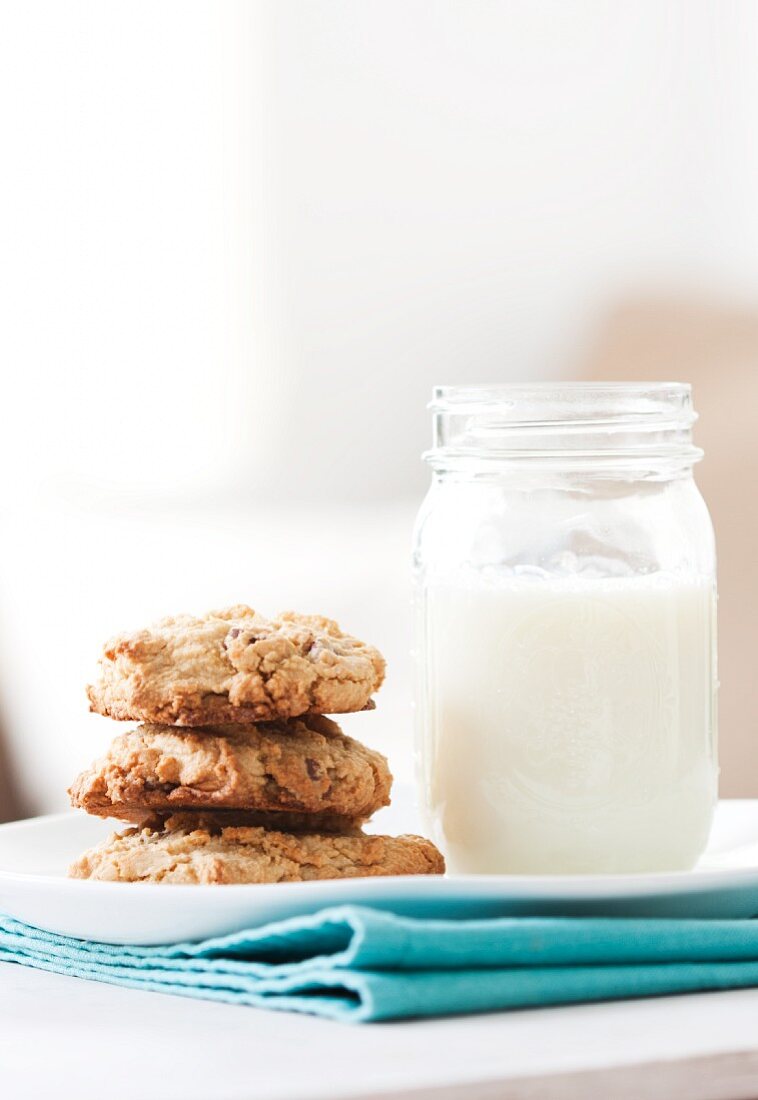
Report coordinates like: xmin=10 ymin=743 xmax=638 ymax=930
xmin=413 ymin=383 xmax=718 ymax=875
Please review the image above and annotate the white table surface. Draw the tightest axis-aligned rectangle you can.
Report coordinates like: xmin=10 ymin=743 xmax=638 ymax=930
xmin=3 ymin=962 xmax=758 ymax=1100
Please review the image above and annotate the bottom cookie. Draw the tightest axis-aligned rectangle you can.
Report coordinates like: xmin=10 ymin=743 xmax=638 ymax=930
xmin=68 ymin=821 xmax=445 ymax=884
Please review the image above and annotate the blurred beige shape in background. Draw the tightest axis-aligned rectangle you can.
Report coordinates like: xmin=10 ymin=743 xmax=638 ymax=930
xmin=0 ymin=718 xmax=24 ymax=824
xmin=580 ymin=297 xmax=758 ymax=796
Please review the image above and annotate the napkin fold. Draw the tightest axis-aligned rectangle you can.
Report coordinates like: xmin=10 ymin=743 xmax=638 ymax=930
xmin=4 ymin=906 xmax=758 ymax=1022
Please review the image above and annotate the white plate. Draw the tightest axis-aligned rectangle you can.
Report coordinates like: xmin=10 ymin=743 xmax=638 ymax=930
xmin=2 ymin=799 xmax=758 ymax=945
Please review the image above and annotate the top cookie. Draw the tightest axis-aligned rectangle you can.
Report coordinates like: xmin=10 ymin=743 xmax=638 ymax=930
xmin=87 ymin=605 xmax=386 ymax=726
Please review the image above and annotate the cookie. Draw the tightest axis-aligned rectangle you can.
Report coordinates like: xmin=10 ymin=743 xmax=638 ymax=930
xmin=68 ymin=822 xmax=445 ymax=884
xmin=110 ymin=809 xmax=366 ymax=834
xmin=68 ymin=716 xmax=391 ymax=823
xmin=87 ymin=605 xmax=386 ymax=725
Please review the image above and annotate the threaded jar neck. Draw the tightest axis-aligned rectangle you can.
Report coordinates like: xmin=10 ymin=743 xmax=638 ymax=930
xmin=425 ymin=382 xmax=702 ymax=476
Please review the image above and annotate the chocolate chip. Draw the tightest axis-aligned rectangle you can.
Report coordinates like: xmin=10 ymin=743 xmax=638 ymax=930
xmin=305 ymin=758 xmax=321 ymax=780
xmin=229 ymin=628 xmax=241 ymax=639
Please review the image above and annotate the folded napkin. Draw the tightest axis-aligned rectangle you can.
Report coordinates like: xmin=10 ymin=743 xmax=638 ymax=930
xmin=4 ymin=906 xmax=758 ymax=1022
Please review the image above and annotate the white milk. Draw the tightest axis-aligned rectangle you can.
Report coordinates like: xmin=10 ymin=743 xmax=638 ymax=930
xmin=416 ymin=574 xmax=718 ymax=873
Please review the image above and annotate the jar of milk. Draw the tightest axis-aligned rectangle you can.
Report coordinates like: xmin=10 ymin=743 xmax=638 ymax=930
xmin=413 ymin=383 xmax=717 ymax=874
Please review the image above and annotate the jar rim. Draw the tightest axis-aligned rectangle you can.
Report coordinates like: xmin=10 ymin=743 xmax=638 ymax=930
xmin=431 ymin=381 xmax=693 ymax=413
xmin=426 ymin=381 xmax=702 ymax=470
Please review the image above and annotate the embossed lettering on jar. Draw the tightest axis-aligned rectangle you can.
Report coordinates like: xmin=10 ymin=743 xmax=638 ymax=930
xmin=413 ymin=384 xmax=718 ymax=874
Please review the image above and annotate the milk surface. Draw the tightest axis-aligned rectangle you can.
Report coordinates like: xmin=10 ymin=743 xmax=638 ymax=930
xmin=416 ymin=574 xmax=717 ymax=873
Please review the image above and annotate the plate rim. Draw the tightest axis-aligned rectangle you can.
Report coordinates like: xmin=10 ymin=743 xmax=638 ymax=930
xmin=2 ymin=808 xmax=758 ymax=901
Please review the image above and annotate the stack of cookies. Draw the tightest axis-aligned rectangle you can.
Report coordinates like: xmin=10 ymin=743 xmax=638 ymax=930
xmin=68 ymin=605 xmax=444 ymax=883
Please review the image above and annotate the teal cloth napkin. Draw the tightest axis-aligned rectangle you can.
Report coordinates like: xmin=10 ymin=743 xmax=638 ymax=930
xmin=4 ymin=906 xmax=758 ymax=1022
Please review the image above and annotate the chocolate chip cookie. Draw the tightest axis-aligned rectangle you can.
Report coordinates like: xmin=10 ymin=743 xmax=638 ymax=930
xmin=87 ymin=605 xmax=386 ymax=725
xmin=116 ymin=809 xmax=367 ymax=834
xmin=68 ymin=715 xmax=391 ymax=824
xmin=68 ymin=820 xmax=445 ymax=884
